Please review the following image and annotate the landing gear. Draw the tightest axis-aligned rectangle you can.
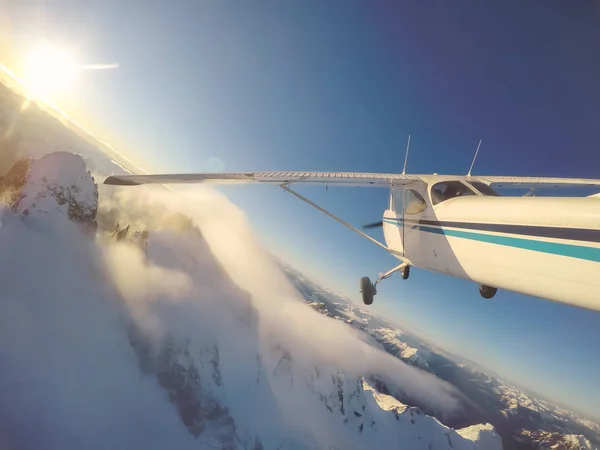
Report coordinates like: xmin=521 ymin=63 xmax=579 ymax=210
xmin=479 ymin=284 xmax=497 ymax=299
xmin=359 ymin=262 xmax=409 ymax=305
xmin=401 ymin=266 xmax=410 ymax=280
xmin=360 ymin=277 xmax=375 ymax=305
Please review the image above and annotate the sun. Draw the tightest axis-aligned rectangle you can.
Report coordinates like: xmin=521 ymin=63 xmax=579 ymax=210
xmin=23 ymin=43 xmax=78 ymax=99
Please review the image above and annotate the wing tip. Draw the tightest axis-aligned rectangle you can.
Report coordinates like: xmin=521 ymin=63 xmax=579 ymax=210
xmin=104 ymin=176 xmax=141 ymax=186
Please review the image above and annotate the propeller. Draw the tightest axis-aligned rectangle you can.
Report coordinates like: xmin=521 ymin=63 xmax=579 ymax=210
xmin=362 ymin=221 xmax=383 ymax=229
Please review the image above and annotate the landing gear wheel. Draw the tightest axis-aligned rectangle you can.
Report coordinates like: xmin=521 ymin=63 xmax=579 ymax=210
xmin=479 ymin=285 xmax=497 ymax=299
xmin=360 ymin=276 xmax=375 ymax=305
xmin=401 ymin=266 xmax=410 ymax=280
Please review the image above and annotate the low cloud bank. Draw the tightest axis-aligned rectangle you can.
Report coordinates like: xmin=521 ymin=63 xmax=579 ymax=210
xmin=100 ymin=185 xmax=468 ymax=415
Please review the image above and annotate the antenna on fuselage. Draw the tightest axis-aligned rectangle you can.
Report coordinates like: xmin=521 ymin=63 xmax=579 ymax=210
xmin=402 ymin=134 xmax=411 ymax=175
xmin=467 ymin=139 xmax=482 ymax=177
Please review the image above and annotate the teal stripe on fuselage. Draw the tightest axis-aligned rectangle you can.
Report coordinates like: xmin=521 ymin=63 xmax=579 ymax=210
xmin=382 ymin=218 xmax=600 ymax=263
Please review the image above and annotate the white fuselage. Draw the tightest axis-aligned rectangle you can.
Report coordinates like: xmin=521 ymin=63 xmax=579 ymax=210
xmin=382 ymin=179 xmax=600 ymax=311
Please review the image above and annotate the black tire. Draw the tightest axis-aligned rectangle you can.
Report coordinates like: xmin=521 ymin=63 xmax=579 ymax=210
xmin=479 ymin=285 xmax=497 ymax=299
xmin=360 ymin=277 xmax=374 ymax=305
xmin=401 ymin=266 xmax=410 ymax=280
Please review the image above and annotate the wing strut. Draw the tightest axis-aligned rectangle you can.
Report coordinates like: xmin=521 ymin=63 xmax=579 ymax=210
xmin=280 ymin=184 xmax=393 ymax=254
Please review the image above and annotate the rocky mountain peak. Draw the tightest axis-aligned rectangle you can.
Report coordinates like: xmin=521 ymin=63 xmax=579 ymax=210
xmin=1 ymin=151 xmax=98 ymax=229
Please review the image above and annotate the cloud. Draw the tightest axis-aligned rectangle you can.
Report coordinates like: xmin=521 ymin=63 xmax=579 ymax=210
xmin=79 ymin=63 xmax=120 ymax=71
xmin=100 ymin=185 xmax=469 ymax=416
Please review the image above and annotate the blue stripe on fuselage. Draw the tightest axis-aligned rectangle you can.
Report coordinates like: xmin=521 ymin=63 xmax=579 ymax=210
xmin=382 ymin=218 xmax=600 ymax=263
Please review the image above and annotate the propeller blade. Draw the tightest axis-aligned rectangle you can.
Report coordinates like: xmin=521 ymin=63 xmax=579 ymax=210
xmin=362 ymin=221 xmax=383 ymax=229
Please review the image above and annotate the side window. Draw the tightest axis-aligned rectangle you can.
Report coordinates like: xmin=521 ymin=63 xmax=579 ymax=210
xmin=392 ymin=189 xmax=403 ymax=213
xmin=431 ymin=181 xmax=476 ymax=205
xmin=404 ymin=189 xmax=427 ymax=214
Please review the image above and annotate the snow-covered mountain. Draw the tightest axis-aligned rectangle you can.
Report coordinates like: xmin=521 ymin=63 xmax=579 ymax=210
xmin=0 ymin=151 xmax=502 ymax=449
xmin=7 ymin=152 xmax=98 ymax=225
xmin=282 ymin=267 xmax=600 ymax=449
xmin=370 ymin=327 xmax=431 ymax=371
xmin=515 ymin=429 xmax=593 ymax=450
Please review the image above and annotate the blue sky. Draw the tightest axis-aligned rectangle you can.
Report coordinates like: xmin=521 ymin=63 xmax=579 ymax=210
xmin=3 ymin=1 xmax=600 ymax=420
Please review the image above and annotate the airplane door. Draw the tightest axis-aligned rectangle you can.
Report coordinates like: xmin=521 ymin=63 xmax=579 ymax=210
xmin=383 ymin=189 xmax=404 ymax=256
xmin=402 ymin=181 xmax=429 ymax=266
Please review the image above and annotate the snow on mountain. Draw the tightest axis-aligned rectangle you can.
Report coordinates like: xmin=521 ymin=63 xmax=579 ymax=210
xmin=0 ymin=152 xmax=503 ymax=449
xmin=13 ymin=152 xmax=97 ymax=225
xmin=362 ymin=382 xmax=499 ymax=450
xmin=516 ymin=429 xmax=595 ymax=450
xmin=490 ymin=377 xmax=600 ymax=443
xmin=456 ymin=424 xmax=503 ymax=450
xmin=371 ymin=328 xmax=431 ymax=371
xmin=283 ymin=264 xmax=600 ymax=448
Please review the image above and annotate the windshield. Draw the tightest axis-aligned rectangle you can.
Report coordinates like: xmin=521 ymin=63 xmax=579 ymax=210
xmin=431 ymin=181 xmax=476 ymax=205
xmin=467 ymin=181 xmax=500 ymax=196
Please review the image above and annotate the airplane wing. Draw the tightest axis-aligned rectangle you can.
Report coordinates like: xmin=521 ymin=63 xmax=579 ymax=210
xmin=104 ymin=172 xmax=600 ymax=189
xmin=104 ymin=172 xmax=417 ymax=187
xmin=476 ymin=176 xmax=600 ymax=189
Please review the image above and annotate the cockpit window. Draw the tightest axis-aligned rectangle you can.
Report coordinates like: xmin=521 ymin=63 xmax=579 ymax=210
xmin=466 ymin=181 xmax=500 ymax=196
xmin=404 ymin=189 xmax=427 ymax=214
xmin=431 ymin=181 xmax=476 ymax=205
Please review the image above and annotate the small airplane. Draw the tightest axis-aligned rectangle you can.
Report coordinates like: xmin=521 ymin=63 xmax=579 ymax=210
xmin=104 ymin=144 xmax=600 ymax=313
